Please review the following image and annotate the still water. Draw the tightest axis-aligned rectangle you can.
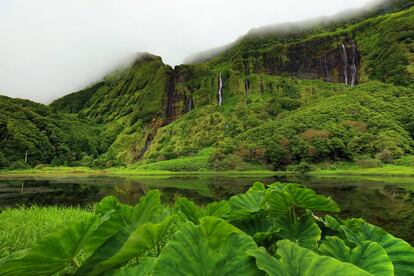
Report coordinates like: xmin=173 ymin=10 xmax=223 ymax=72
xmin=0 ymin=174 xmax=413 ymax=243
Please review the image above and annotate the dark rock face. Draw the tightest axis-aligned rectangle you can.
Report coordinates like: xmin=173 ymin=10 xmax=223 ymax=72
xmin=165 ymin=67 xmax=176 ymax=121
xmin=163 ymin=65 xmax=202 ymax=122
xmin=240 ymin=38 xmax=360 ymax=85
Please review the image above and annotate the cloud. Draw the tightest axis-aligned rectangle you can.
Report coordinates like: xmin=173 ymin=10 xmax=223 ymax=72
xmin=0 ymin=0 xmax=373 ymax=103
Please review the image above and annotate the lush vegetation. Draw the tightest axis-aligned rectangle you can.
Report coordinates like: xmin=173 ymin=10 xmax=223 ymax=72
xmin=1 ymin=2 xmax=414 ymax=172
xmin=0 ymin=96 xmax=104 ymax=168
xmin=0 ymin=183 xmax=412 ymax=275
xmin=0 ymin=206 xmax=92 ymax=258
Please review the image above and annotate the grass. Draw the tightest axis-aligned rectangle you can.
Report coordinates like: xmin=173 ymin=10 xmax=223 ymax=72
xmin=312 ymin=164 xmax=414 ymax=176
xmin=0 ymin=163 xmax=277 ymax=177
xmin=0 ymin=206 xmax=92 ymax=258
xmin=2 ymin=163 xmax=414 ymax=178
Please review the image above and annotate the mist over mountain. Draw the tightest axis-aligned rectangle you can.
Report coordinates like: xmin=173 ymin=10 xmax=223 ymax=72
xmin=0 ymin=0 xmax=377 ymax=103
xmin=1 ymin=0 xmax=413 ymax=172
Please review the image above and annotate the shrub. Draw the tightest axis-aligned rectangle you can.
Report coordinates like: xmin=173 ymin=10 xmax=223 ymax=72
xmin=50 ymin=157 xmax=61 ymax=167
xmin=355 ymin=158 xmax=384 ymax=168
xmin=80 ymin=155 xmax=93 ymax=167
xmin=9 ymin=161 xmax=30 ymax=170
xmin=0 ymin=153 xmax=9 ymax=169
xmin=295 ymin=161 xmax=313 ymax=174
xmin=394 ymin=155 xmax=414 ymax=166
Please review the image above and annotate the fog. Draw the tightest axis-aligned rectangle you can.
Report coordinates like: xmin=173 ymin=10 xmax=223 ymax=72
xmin=0 ymin=0 xmax=374 ymax=103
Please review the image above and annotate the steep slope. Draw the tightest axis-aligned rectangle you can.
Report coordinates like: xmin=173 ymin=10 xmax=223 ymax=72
xmin=46 ymin=2 xmax=414 ymax=169
xmin=208 ymin=3 xmax=414 ymax=87
xmin=0 ymin=96 xmax=101 ymax=168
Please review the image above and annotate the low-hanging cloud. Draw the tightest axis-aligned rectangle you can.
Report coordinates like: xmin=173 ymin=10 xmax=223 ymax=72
xmin=0 ymin=0 xmax=373 ymax=103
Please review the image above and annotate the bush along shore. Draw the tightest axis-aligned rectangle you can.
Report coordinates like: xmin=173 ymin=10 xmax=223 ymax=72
xmin=0 ymin=182 xmax=413 ymax=275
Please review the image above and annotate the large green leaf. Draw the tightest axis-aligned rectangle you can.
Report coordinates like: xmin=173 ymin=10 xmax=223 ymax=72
xmin=0 ymin=215 xmax=110 ymax=276
xmin=320 ymin=236 xmax=393 ymax=276
xmin=273 ymin=213 xmax=321 ymax=249
xmin=95 ymin=196 xmax=133 ymax=223
xmin=205 ymin=200 xmax=231 ymax=218
xmin=341 ymin=219 xmax=414 ymax=276
xmin=246 ymin=247 xmax=285 ymax=275
xmin=110 ymin=258 xmax=157 ymax=276
xmin=174 ymin=197 xmax=230 ymax=224
xmin=153 ymin=217 xmax=261 ymax=275
xmin=84 ymin=191 xmax=166 ymax=254
xmin=132 ymin=190 xmax=167 ymax=224
xmin=263 ymin=183 xmax=340 ymax=216
xmin=232 ymin=214 xmax=279 ymax=245
xmin=247 ymin=240 xmax=372 ymax=276
xmin=227 ymin=183 xmax=266 ymax=221
xmin=84 ymin=197 xmax=134 ymax=253
xmin=76 ymin=216 xmax=172 ymax=276
xmin=174 ymin=197 xmax=202 ymax=224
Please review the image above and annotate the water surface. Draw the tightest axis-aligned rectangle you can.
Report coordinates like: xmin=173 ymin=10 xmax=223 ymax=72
xmin=0 ymin=174 xmax=413 ymax=243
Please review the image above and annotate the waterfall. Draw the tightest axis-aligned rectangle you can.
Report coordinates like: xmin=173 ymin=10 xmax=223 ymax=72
xmin=245 ymin=79 xmax=249 ymax=96
xmin=188 ymin=97 xmax=192 ymax=111
xmin=136 ymin=134 xmax=152 ymax=160
xmin=218 ymin=72 xmax=223 ymax=106
xmin=186 ymin=96 xmax=193 ymax=112
xmin=350 ymin=40 xmax=357 ymax=87
xmin=341 ymin=43 xmax=349 ymax=85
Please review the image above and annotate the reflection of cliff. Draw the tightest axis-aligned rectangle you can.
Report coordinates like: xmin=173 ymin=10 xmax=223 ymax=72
xmin=0 ymin=180 xmax=101 ymax=208
xmin=314 ymin=185 xmax=414 ymax=245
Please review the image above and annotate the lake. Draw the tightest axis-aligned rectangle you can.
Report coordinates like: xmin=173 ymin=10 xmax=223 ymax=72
xmin=0 ymin=174 xmax=413 ymax=244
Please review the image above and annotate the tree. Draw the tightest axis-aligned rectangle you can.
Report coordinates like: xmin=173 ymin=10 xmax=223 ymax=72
xmin=0 ymin=152 xmax=9 ymax=169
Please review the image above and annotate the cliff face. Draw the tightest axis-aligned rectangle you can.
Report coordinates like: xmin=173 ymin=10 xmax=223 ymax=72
xmin=46 ymin=3 xmax=414 ymax=166
xmin=234 ymin=38 xmax=360 ymax=86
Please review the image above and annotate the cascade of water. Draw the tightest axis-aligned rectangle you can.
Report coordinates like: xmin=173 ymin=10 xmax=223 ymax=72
xmin=350 ymin=41 xmax=357 ymax=87
xmin=187 ymin=96 xmax=193 ymax=111
xmin=341 ymin=43 xmax=349 ymax=85
xmin=245 ymin=79 xmax=249 ymax=96
xmin=136 ymin=134 xmax=152 ymax=160
xmin=218 ymin=72 xmax=223 ymax=106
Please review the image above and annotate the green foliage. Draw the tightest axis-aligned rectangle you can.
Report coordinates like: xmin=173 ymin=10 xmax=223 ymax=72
xmin=153 ymin=217 xmax=259 ymax=275
xmin=0 ymin=96 xmax=102 ymax=167
xmin=0 ymin=152 xmax=9 ymax=169
xmin=3 ymin=3 xmax=414 ymax=171
xmin=320 ymin=236 xmax=394 ymax=275
xmin=0 ymin=183 xmax=413 ymax=275
xmin=248 ymin=241 xmax=373 ymax=276
xmin=0 ymin=206 xmax=92 ymax=258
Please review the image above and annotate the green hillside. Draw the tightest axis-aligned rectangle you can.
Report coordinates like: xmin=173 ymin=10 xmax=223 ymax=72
xmin=2 ymin=1 xmax=414 ymax=171
xmin=0 ymin=96 xmax=102 ymax=168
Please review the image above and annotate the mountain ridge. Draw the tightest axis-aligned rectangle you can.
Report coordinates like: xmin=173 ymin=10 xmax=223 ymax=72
xmin=1 ymin=1 xmax=414 ymax=170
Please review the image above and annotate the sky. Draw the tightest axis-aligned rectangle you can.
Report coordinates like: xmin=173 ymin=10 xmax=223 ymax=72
xmin=0 ymin=0 xmax=374 ymax=103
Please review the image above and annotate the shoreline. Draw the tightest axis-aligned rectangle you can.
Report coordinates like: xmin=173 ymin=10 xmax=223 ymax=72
xmin=1 ymin=164 xmax=414 ymax=178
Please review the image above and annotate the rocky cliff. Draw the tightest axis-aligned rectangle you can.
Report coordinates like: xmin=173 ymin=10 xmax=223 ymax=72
xmin=44 ymin=2 xmax=414 ymax=168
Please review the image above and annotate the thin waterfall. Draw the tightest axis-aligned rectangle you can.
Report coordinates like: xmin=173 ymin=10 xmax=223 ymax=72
xmin=245 ymin=79 xmax=249 ymax=96
xmin=136 ymin=134 xmax=152 ymax=160
xmin=341 ymin=43 xmax=349 ymax=85
xmin=188 ymin=97 xmax=192 ymax=111
xmin=218 ymin=72 xmax=223 ymax=106
xmin=186 ymin=96 xmax=193 ymax=112
xmin=350 ymin=40 xmax=357 ymax=87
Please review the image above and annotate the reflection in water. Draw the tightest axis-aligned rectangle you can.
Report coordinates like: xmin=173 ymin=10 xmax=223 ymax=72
xmin=0 ymin=174 xmax=413 ymax=244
